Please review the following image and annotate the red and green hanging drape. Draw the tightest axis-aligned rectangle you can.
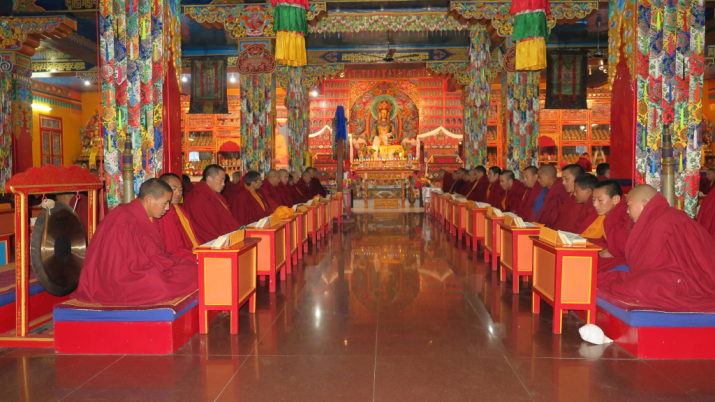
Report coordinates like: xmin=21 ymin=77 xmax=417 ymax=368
xmin=511 ymin=0 xmax=550 ymax=71
xmin=272 ymin=0 xmax=308 ymax=66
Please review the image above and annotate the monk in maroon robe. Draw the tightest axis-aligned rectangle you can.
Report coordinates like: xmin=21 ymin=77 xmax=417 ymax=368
xmin=440 ymin=169 xmax=454 ymax=193
xmin=183 ymin=164 xmax=240 ymax=244
xmin=699 ymin=169 xmax=715 ymax=195
xmin=307 ymin=167 xmax=328 ymax=197
xmin=261 ymin=170 xmax=283 ymax=210
xmin=498 ymin=170 xmax=526 ymax=212
xmin=552 ymin=165 xmax=593 ymax=233
xmin=465 ymin=167 xmax=489 ymax=202
xmin=447 ymin=168 xmax=466 ymax=194
xmin=534 ymin=164 xmax=569 ymax=228
xmin=182 ymin=174 xmax=194 ymax=194
xmin=599 ymin=185 xmax=715 ymax=312
xmin=222 ymin=171 xmax=241 ymax=197
xmin=75 ymin=179 xmax=197 ymax=305
xmin=296 ymin=171 xmax=316 ymax=200
xmin=277 ymin=170 xmax=296 ymax=206
xmin=460 ymin=169 xmax=478 ymax=199
xmin=573 ymin=174 xmax=604 ymax=246
xmin=289 ymin=173 xmax=309 ymax=204
xmin=484 ymin=166 xmax=504 ymax=207
xmin=697 ymin=185 xmax=715 ymax=240
xmin=595 ymin=163 xmax=610 ymax=182
xmin=516 ymin=166 xmax=540 ymax=221
xmin=576 ymin=153 xmax=592 ymax=173
xmin=156 ymin=174 xmax=199 ymax=262
xmin=590 ymin=180 xmax=630 ymax=273
xmin=230 ymin=171 xmax=274 ymax=227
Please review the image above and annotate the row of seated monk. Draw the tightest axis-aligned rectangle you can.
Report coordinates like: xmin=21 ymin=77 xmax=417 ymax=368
xmin=72 ymin=165 xmax=329 ymax=307
xmin=436 ymin=163 xmax=715 ymax=314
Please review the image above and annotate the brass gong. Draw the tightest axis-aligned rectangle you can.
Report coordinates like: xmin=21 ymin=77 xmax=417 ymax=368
xmin=30 ymin=202 xmax=87 ymax=296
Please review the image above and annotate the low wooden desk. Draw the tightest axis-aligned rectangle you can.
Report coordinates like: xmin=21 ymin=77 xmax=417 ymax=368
xmin=246 ymin=221 xmax=288 ymax=293
xmin=280 ymin=216 xmax=299 ymax=267
xmin=321 ymin=200 xmax=331 ymax=236
xmin=445 ymin=198 xmax=456 ymax=234
xmin=305 ymin=204 xmax=321 ymax=244
xmin=294 ymin=209 xmax=309 ymax=257
xmin=466 ymin=204 xmax=488 ymax=252
xmin=498 ymin=223 xmax=541 ymax=293
xmin=530 ymin=236 xmax=601 ymax=334
xmin=330 ymin=196 xmax=343 ymax=227
xmin=451 ymin=200 xmax=469 ymax=240
xmin=437 ymin=194 xmax=448 ymax=224
xmin=195 ymin=238 xmax=260 ymax=334
xmin=484 ymin=213 xmax=506 ymax=271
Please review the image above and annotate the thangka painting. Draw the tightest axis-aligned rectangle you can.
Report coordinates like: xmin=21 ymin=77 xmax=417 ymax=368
xmin=189 ymin=57 xmax=229 ymax=114
xmin=545 ymin=51 xmax=588 ymax=110
xmin=349 ymin=81 xmax=419 ymax=144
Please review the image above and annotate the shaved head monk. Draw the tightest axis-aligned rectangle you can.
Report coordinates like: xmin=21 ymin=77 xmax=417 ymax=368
xmin=534 ymin=164 xmax=569 ymax=228
xmin=307 ymin=167 xmax=327 ymax=197
xmin=288 ymin=172 xmax=309 ymax=204
xmin=260 ymin=170 xmax=283 ymax=210
xmin=447 ymin=168 xmax=466 ymax=194
xmin=485 ymin=166 xmax=505 ymax=206
xmin=499 ymin=170 xmax=526 ymax=212
xmin=589 ymin=180 xmax=630 ymax=273
xmin=573 ymin=174 xmax=603 ymax=245
xmin=516 ymin=166 xmax=543 ymax=221
xmin=296 ymin=171 xmax=315 ymax=200
xmin=552 ymin=165 xmax=594 ymax=233
xmin=223 ymin=171 xmax=241 ymax=196
xmin=75 ymin=179 xmax=198 ymax=305
xmin=599 ymin=185 xmax=715 ymax=312
xmin=277 ymin=169 xmax=296 ymax=207
xmin=156 ymin=173 xmax=199 ymax=261
xmin=465 ymin=166 xmax=489 ymax=202
xmin=230 ymin=170 xmax=274 ymax=227
xmin=596 ymin=163 xmax=610 ymax=182
xmin=183 ymin=164 xmax=240 ymax=244
xmin=438 ymin=169 xmax=453 ymax=193
xmin=182 ymin=174 xmax=194 ymax=194
xmin=699 ymin=168 xmax=715 ymax=195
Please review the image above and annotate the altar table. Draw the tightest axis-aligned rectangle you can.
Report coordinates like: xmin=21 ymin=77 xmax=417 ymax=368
xmin=353 ymin=168 xmax=414 ymax=206
xmin=530 ymin=236 xmax=601 ymax=334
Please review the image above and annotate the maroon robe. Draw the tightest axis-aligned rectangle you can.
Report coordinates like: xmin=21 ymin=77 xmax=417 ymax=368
xmin=156 ymin=205 xmax=197 ymax=262
xmin=277 ymin=182 xmax=296 ymax=207
xmin=183 ymin=182 xmax=240 ymax=244
xmin=576 ymin=156 xmax=592 ymax=173
xmin=261 ymin=179 xmax=282 ymax=210
xmin=552 ymin=193 xmax=595 ymax=233
xmin=289 ymin=183 xmax=309 ymax=204
xmin=441 ymin=172 xmax=454 ymax=193
xmin=183 ymin=180 xmax=194 ymax=193
xmin=596 ymin=201 xmax=630 ymax=273
xmin=516 ymin=182 xmax=542 ymax=222
xmin=223 ymin=180 xmax=236 ymax=197
xmin=596 ymin=175 xmax=609 ymax=182
xmin=230 ymin=185 xmax=273 ymax=228
xmin=74 ymin=199 xmax=197 ymax=305
xmin=534 ymin=178 xmax=569 ymax=228
xmin=310 ymin=177 xmax=327 ymax=197
xmin=599 ymin=194 xmax=715 ymax=312
xmin=466 ymin=175 xmax=490 ymax=202
xmin=697 ymin=188 xmax=715 ymax=240
xmin=458 ymin=180 xmax=473 ymax=196
xmin=448 ymin=179 xmax=465 ymax=194
xmin=296 ymin=179 xmax=315 ymax=200
xmin=485 ymin=181 xmax=505 ymax=207
xmin=502 ymin=180 xmax=527 ymax=213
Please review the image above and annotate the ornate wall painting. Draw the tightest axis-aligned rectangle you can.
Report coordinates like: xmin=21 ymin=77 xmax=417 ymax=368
xmin=190 ymin=57 xmax=229 ymax=114
xmin=349 ymin=81 xmax=419 ymax=143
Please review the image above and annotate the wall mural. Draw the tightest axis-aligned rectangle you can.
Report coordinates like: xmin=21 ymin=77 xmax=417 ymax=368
xmin=349 ymin=81 xmax=419 ymax=143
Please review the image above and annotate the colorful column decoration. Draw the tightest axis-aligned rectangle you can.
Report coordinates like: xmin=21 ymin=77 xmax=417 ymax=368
xmin=284 ymin=66 xmax=309 ymax=171
xmin=463 ymin=25 xmax=491 ymax=168
xmin=273 ymin=0 xmax=308 ymax=66
xmin=511 ymin=0 xmax=550 ymax=71
xmin=0 ymin=72 xmax=12 ymax=189
xmin=635 ymin=0 xmax=704 ymax=216
xmin=503 ymin=71 xmax=540 ymax=174
xmin=99 ymin=0 xmax=174 ymax=208
xmin=240 ymin=73 xmax=275 ymax=175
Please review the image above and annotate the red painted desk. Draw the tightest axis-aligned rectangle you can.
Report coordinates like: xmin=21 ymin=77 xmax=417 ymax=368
xmin=195 ymin=238 xmax=260 ymax=334
xmin=466 ymin=204 xmax=488 ymax=252
xmin=445 ymin=198 xmax=456 ymax=234
xmin=436 ymin=194 xmax=448 ymax=224
xmin=530 ymin=236 xmax=601 ymax=334
xmin=305 ymin=204 xmax=321 ymax=244
xmin=294 ymin=209 xmax=309 ymax=257
xmin=451 ymin=200 xmax=469 ymax=240
xmin=498 ymin=222 xmax=541 ymax=293
xmin=246 ymin=221 xmax=288 ymax=293
xmin=281 ymin=216 xmax=299 ymax=266
xmin=484 ymin=212 xmax=506 ymax=271
xmin=330 ymin=196 xmax=343 ymax=228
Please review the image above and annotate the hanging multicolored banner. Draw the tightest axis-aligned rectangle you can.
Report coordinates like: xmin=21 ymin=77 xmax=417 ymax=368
xmin=240 ymin=73 xmax=274 ymax=175
xmin=463 ymin=25 xmax=491 ymax=168
xmin=545 ymin=51 xmax=588 ymax=110
xmin=273 ymin=0 xmax=308 ymax=66
xmin=0 ymin=72 xmax=12 ymax=190
xmin=99 ymin=0 xmax=173 ymax=208
xmin=635 ymin=0 xmax=704 ymax=216
xmin=284 ymin=66 xmax=309 ymax=171
xmin=189 ymin=57 xmax=229 ymax=114
xmin=511 ymin=0 xmax=550 ymax=71
xmin=504 ymin=71 xmax=540 ymax=175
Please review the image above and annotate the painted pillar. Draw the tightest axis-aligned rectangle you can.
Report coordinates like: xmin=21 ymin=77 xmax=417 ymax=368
xmin=609 ymin=0 xmax=704 ymax=215
xmin=464 ymin=25 xmax=491 ymax=168
xmin=502 ymin=70 xmax=540 ymax=176
xmin=240 ymin=73 xmax=275 ymax=175
xmin=0 ymin=52 xmax=34 ymax=177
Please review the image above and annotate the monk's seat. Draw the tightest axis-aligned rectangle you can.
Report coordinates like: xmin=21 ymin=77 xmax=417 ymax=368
xmin=595 ymin=290 xmax=715 ymax=359
xmin=54 ymin=291 xmax=203 ymax=355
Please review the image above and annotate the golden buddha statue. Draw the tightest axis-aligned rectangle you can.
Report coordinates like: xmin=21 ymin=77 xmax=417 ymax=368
xmin=371 ymin=100 xmax=397 ymax=150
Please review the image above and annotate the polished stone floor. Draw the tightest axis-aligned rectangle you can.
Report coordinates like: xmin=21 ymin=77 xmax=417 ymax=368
xmin=1 ymin=212 xmax=714 ymax=401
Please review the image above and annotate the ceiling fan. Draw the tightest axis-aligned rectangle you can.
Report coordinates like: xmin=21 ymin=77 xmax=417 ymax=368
xmin=358 ymin=33 xmax=419 ymax=63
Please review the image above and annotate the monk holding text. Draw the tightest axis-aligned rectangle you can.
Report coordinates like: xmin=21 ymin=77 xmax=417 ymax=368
xmin=230 ymin=171 xmax=274 ymax=227
xmin=590 ymin=180 xmax=630 ymax=273
xmin=499 ymin=170 xmax=526 ymax=213
xmin=156 ymin=173 xmax=199 ymax=262
xmin=183 ymin=164 xmax=240 ymax=244
xmin=485 ymin=166 xmax=505 ymax=207
xmin=534 ymin=164 xmax=568 ymax=228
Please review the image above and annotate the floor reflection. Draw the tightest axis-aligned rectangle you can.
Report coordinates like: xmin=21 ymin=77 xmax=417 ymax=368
xmin=0 ymin=213 xmax=710 ymax=401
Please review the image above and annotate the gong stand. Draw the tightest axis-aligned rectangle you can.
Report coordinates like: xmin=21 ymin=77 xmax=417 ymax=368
xmin=0 ymin=165 xmax=102 ymax=348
